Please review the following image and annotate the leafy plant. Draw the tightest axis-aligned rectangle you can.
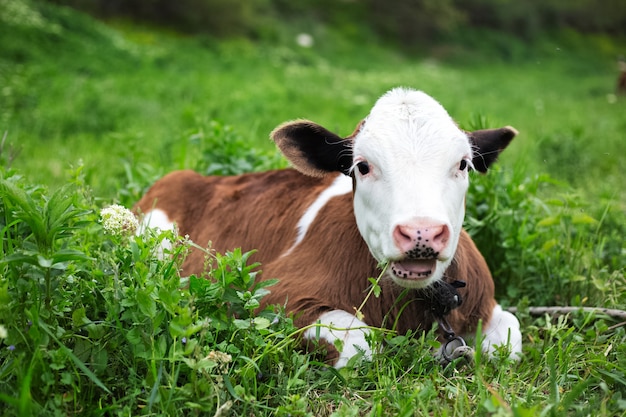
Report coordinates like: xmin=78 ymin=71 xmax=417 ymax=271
xmin=168 ymin=119 xmax=286 ymax=176
xmin=0 ymin=167 xmax=307 ymax=415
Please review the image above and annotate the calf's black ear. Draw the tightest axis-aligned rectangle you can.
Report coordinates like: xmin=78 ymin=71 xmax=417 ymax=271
xmin=271 ymin=120 xmax=355 ymax=177
xmin=468 ymin=126 xmax=518 ymax=173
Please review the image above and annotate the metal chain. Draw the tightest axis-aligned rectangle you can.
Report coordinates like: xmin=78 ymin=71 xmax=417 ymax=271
xmin=435 ymin=314 xmax=475 ymax=365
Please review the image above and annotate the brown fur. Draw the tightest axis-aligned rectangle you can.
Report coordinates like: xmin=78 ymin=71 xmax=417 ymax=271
xmin=136 ymin=169 xmax=496 ymax=344
xmin=137 ymin=169 xmax=335 ymax=273
xmin=618 ymin=57 xmax=626 ymax=95
xmin=618 ymin=72 xmax=626 ymax=95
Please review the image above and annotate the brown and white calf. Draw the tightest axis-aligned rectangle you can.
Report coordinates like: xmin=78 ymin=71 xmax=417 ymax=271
xmin=136 ymin=88 xmax=522 ymax=367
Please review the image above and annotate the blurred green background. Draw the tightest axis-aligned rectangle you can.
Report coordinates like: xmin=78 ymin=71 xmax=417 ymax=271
xmin=2 ymin=0 xmax=624 ymax=199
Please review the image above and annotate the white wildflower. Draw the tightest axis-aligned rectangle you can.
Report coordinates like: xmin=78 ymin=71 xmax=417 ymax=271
xmin=0 ymin=325 xmax=7 ymax=339
xmin=214 ymin=400 xmax=233 ymax=417
xmin=100 ymin=204 xmax=139 ymax=236
xmin=207 ymin=350 xmax=232 ymax=365
xmin=296 ymin=33 xmax=314 ymax=48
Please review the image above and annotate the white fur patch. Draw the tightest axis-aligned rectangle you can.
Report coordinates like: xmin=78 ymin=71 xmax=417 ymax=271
xmin=481 ymin=304 xmax=522 ymax=359
xmin=282 ymin=174 xmax=352 ymax=256
xmin=138 ymin=208 xmax=176 ymax=258
xmin=303 ymin=310 xmax=372 ymax=369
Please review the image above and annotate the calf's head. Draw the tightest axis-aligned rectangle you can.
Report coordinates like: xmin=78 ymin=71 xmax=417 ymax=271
xmin=272 ymin=88 xmax=516 ymax=289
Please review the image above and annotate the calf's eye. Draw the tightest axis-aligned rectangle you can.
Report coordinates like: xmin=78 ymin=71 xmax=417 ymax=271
xmin=357 ymin=161 xmax=370 ymax=176
xmin=459 ymin=159 xmax=469 ymax=171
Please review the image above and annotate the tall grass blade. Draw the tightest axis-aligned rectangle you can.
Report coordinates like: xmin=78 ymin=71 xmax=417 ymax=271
xmin=38 ymin=320 xmax=111 ymax=394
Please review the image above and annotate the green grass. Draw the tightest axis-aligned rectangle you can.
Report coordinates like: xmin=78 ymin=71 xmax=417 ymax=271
xmin=1 ymin=0 xmax=626 ymax=415
xmin=3 ymin=3 xmax=625 ymax=202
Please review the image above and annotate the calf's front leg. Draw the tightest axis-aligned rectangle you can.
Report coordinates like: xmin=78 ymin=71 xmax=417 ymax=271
xmin=303 ymin=310 xmax=373 ymax=369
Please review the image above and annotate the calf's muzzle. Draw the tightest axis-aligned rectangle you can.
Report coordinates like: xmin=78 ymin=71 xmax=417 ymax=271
xmin=393 ymin=222 xmax=450 ymax=258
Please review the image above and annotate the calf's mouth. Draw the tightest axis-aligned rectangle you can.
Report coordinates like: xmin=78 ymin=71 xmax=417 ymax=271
xmin=390 ymin=258 xmax=437 ymax=280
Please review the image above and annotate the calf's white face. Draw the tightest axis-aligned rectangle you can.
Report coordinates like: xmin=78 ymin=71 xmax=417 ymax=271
xmin=351 ymin=90 xmax=472 ymax=288
xmin=271 ymin=87 xmax=517 ymax=290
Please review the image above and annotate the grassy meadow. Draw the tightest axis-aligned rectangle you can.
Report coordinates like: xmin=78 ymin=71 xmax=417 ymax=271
xmin=1 ymin=1 xmax=626 ymax=415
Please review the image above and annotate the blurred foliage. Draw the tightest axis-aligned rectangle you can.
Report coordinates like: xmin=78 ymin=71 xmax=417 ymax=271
xmin=43 ymin=0 xmax=626 ymax=43
xmin=42 ymin=0 xmax=272 ymax=37
xmin=458 ymin=0 xmax=626 ymax=39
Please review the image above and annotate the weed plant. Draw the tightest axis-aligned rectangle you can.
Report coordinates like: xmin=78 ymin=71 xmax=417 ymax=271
xmin=0 ymin=166 xmax=307 ymax=415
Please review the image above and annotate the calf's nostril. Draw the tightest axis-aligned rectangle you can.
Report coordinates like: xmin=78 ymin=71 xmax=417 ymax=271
xmin=399 ymin=226 xmax=413 ymax=241
xmin=393 ymin=225 xmax=415 ymax=252
xmin=433 ymin=225 xmax=450 ymax=247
